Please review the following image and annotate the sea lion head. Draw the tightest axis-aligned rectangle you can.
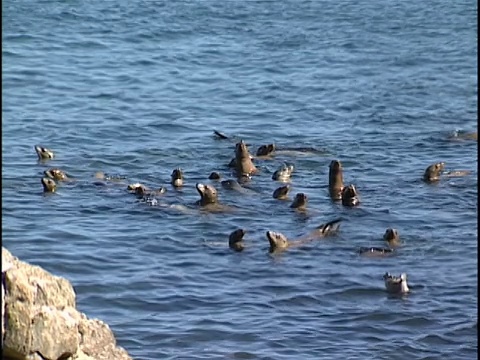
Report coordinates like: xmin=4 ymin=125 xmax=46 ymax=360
xmin=208 ymin=172 xmax=221 ymax=180
xmin=171 ymin=168 xmax=184 ymax=188
xmin=256 ymin=143 xmax=276 ymax=157
xmin=134 ymin=185 xmax=149 ymax=197
xmin=329 ymin=160 xmax=344 ymax=200
xmin=290 ymin=193 xmax=308 ymax=209
xmin=383 ymin=228 xmax=400 ymax=246
xmin=383 ymin=272 xmax=409 ymax=294
xmin=44 ymin=168 xmax=68 ymax=181
xmin=41 ymin=177 xmax=57 ymax=193
xmin=341 ymin=184 xmax=360 ymax=207
xmin=273 ymin=184 xmax=291 ymax=199
xmin=423 ymin=162 xmax=445 ymax=183
xmin=266 ymin=231 xmax=289 ymax=252
xmin=35 ymin=145 xmax=54 ymax=160
xmin=196 ymin=183 xmax=218 ymax=205
xmin=272 ymin=163 xmax=294 ymax=181
xmin=229 ymin=229 xmax=246 ymax=252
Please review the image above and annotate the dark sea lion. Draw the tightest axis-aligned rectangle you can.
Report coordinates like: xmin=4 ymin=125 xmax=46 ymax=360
xmin=383 ymin=272 xmax=410 ymax=294
xmin=290 ymin=193 xmax=308 ymax=210
xmin=229 ymin=229 xmax=246 ymax=252
xmin=328 ymin=160 xmax=344 ymax=201
xmin=423 ymin=162 xmax=445 ymax=183
xmin=196 ymin=183 xmax=219 ymax=205
xmin=41 ymin=177 xmax=56 ymax=193
xmin=35 ymin=145 xmax=54 ymax=160
xmin=273 ymin=184 xmax=291 ymax=200
xmin=209 ymin=172 xmax=221 ymax=180
xmin=235 ymin=140 xmax=258 ymax=177
xmin=383 ymin=228 xmax=400 ymax=247
xmin=341 ymin=184 xmax=360 ymax=207
xmin=358 ymin=247 xmax=395 ymax=257
xmin=171 ymin=168 xmax=184 ymax=188
xmin=44 ymin=168 xmax=68 ymax=181
xmin=266 ymin=218 xmax=342 ymax=253
xmin=272 ymin=163 xmax=294 ymax=182
xmin=256 ymin=143 xmax=276 ymax=157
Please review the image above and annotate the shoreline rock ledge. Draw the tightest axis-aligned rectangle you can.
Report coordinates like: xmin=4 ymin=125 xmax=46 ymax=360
xmin=2 ymin=247 xmax=132 ymax=360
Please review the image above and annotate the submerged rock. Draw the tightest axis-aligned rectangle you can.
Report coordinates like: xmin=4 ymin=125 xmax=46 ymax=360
xmin=1 ymin=247 xmax=132 ymax=360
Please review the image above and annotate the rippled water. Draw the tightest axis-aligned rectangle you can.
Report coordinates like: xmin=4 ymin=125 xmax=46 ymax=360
xmin=2 ymin=1 xmax=477 ymax=359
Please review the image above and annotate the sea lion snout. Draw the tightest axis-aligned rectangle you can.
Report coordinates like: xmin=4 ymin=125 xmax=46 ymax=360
xmin=341 ymin=184 xmax=360 ymax=207
xmin=273 ymin=184 xmax=291 ymax=199
xmin=423 ymin=162 xmax=446 ymax=183
xmin=229 ymin=229 xmax=246 ymax=252
xmin=256 ymin=143 xmax=276 ymax=156
xmin=383 ymin=228 xmax=400 ymax=246
xmin=266 ymin=231 xmax=289 ymax=252
xmin=290 ymin=193 xmax=308 ymax=209
xmin=44 ymin=168 xmax=68 ymax=181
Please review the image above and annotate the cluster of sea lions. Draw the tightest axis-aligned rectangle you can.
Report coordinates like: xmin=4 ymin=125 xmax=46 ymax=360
xmin=35 ymin=129 xmax=475 ymax=295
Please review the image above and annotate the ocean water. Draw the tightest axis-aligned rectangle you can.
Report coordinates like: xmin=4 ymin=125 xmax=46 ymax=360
xmin=2 ymin=0 xmax=477 ymax=359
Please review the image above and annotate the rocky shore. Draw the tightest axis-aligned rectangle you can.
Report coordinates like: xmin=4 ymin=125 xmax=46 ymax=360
xmin=2 ymin=247 xmax=132 ymax=360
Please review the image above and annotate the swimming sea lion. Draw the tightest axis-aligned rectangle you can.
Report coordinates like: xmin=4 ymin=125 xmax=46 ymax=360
xmin=256 ymin=144 xmax=276 ymax=157
xmin=44 ymin=168 xmax=68 ymax=181
xmin=35 ymin=145 xmax=54 ymax=160
xmin=358 ymin=247 xmax=395 ymax=257
xmin=341 ymin=184 xmax=360 ymax=207
xmin=383 ymin=272 xmax=410 ymax=294
xmin=383 ymin=228 xmax=400 ymax=247
xmin=171 ymin=168 xmax=184 ymax=188
xmin=273 ymin=184 xmax=291 ymax=200
xmin=134 ymin=185 xmax=166 ymax=197
xmin=229 ymin=229 xmax=246 ymax=252
xmin=423 ymin=162 xmax=445 ymax=183
xmin=234 ymin=140 xmax=258 ymax=177
xmin=448 ymin=130 xmax=477 ymax=142
xmin=272 ymin=163 xmax=294 ymax=182
xmin=266 ymin=218 xmax=342 ymax=253
xmin=41 ymin=177 xmax=56 ymax=193
xmin=221 ymin=179 xmax=255 ymax=195
xmin=209 ymin=172 xmax=221 ymax=180
xmin=290 ymin=193 xmax=308 ymax=210
xmin=196 ymin=183 xmax=219 ymax=205
xmin=328 ymin=160 xmax=344 ymax=201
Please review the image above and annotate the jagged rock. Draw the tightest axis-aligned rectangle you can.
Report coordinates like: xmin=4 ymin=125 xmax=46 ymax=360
xmin=1 ymin=247 xmax=132 ymax=360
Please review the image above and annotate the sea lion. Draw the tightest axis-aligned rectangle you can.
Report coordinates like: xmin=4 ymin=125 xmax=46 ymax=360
xmin=234 ymin=140 xmax=258 ymax=177
xmin=41 ymin=177 xmax=56 ymax=193
xmin=383 ymin=272 xmax=410 ymax=294
xmin=221 ymin=179 xmax=254 ymax=194
xmin=35 ymin=145 xmax=54 ymax=160
xmin=383 ymin=228 xmax=400 ymax=247
xmin=266 ymin=218 xmax=342 ymax=253
xmin=196 ymin=183 xmax=219 ymax=205
xmin=272 ymin=163 xmax=294 ymax=182
xmin=171 ymin=168 xmax=184 ymax=188
xmin=448 ymin=130 xmax=477 ymax=142
xmin=273 ymin=184 xmax=291 ymax=200
xmin=229 ymin=229 xmax=246 ymax=252
xmin=208 ymin=172 xmax=221 ymax=180
xmin=44 ymin=168 xmax=68 ymax=181
xmin=135 ymin=185 xmax=166 ymax=197
xmin=256 ymin=144 xmax=276 ymax=157
xmin=358 ymin=247 xmax=395 ymax=257
xmin=328 ymin=160 xmax=344 ymax=201
xmin=423 ymin=162 xmax=445 ymax=183
xmin=290 ymin=193 xmax=307 ymax=210
xmin=341 ymin=184 xmax=360 ymax=207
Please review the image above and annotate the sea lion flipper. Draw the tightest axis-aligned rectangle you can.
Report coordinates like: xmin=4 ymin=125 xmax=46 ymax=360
xmin=316 ymin=218 xmax=342 ymax=234
xmin=213 ymin=130 xmax=229 ymax=140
